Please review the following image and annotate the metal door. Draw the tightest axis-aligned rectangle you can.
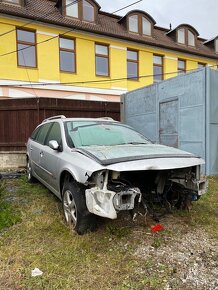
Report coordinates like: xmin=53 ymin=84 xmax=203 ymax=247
xmin=159 ymin=99 xmax=178 ymax=148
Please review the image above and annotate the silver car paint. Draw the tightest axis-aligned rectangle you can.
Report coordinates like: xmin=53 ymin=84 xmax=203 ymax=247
xmin=27 ymin=117 xmax=207 ymax=220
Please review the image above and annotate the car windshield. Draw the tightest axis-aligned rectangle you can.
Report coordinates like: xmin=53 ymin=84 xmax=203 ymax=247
xmin=64 ymin=121 xmax=151 ymax=148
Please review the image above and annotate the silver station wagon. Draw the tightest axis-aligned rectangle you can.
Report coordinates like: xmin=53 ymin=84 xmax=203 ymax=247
xmin=26 ymin=116 xmax=207 ymax=234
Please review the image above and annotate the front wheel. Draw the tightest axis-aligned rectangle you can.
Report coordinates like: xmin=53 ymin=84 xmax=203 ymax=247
xmin=62 ymin=180 xmax=96 ymax=235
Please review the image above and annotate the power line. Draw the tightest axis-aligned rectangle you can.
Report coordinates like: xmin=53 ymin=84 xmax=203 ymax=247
xmin=0 ymin=0 xmax=144 ymax=58
xmin=0 ymin=65 xmax=216 ymax=88
xmin=0 ymin=0 xmax=80 ymax=38
xmin=112 ymin=0 xmax=143 ymax=14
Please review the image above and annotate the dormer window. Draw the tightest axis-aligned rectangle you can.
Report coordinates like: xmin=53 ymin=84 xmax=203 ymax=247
xmin=83 ymin=0 xmax=95 ymax=22
xmin=215 ymin=39 xmax=218 ymax=53
xmin=188 ymin=30 xmax=195 ymax=46
xmin=128 ymin=14 xmax=152 ymax=36
xmin=175 ymin=25 xmax=198 ymax=47
xmin=129 ymin=15 xmax=138 ymax=33
xmin=65 ymin=0 xmax=98 ymax=22
xmin=2 ymin=0 xmax=20 ymax=5
xmin=122 ymin=10 xmax=156 ymax=37
xmin=203 ymin=36 xmax=218 ymax=54
xmin=66 ymin=0 xmax=78 ymax=18
xmin=142 ymin=17 xmax=151 ymax=36
xmin=178 ymin=28 xmax=185 ymax=44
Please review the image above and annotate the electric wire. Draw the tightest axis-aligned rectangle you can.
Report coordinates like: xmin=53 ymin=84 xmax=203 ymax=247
xmin=0 ymin=0 xmax=81 ymax=38
xmin=112 ymin=0 xmax=143 ymax=14
xmin=0 ymin=0 xmax=144 ymax=58
xmin=0 ymin=65 xmax=217 ymax=88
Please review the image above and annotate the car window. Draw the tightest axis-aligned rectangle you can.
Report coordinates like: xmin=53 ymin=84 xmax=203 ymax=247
xmin=30 ymin=126 xmax=41 ymax=141
xmin=64 ymin=121 xmax=150 ymax=148
xmin=45 ymin=122 xmax=62 ymax=146
xmin=35 ymin=123 xmax=52 ymax=145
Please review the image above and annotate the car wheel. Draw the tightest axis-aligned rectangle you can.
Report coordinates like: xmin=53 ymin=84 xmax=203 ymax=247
xmin=27 ymin=159 xmax=37 ymax=183
xmin=62 ymin=180 xmax=96 ymax=235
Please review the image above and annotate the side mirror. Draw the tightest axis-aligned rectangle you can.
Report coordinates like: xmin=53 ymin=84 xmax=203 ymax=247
xmin=49 ymin=140 xmax=59 ymax=151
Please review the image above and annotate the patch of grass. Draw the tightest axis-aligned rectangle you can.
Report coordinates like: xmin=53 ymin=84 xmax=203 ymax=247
xmin=106 ymin=224 xmax=131 ymax=238
xmin=0 ymin=180 xmax=21 ymax=231
xmin=174 ymin=176 xmax=218 ymax=236
xmin=0 ymin=176 xmax=217 ymax=289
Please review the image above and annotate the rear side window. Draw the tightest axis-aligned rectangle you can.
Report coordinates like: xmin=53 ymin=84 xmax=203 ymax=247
xmin=31 ymin=126 xmax=41 ymax=141
xmin=35 ymin=123 xmax=52 ymax=145
xmin=45 ymin=122 xmax=62 ymax=146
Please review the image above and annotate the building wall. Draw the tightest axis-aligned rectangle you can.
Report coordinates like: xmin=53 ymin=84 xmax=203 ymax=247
xmin=0 ymin=15 xmax=217 ymax=96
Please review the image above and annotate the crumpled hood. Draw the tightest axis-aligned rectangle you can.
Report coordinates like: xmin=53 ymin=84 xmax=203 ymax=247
xmin=77 ymin=144 xmax=202 ymax=166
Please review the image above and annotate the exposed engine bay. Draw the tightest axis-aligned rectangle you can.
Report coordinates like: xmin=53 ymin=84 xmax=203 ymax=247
xmin=85 ymin=165 xmax=207 ymax=219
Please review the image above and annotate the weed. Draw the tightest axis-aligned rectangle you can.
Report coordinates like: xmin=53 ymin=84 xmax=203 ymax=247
xmin=106 ymin=224 xmax=131 ymax=238
xmin=151 ymin=237 xmax=162 ymax=248
xmin=0 ymin=180 xmax=21 ymax=231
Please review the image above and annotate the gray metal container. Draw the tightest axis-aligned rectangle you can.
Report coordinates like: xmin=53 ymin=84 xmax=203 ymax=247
xmin=121 ymin=68 xmax=218 ymax=175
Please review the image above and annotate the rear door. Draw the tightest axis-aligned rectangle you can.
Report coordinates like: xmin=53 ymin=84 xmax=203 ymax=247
xmin=159 ymin=99 xmax=179 ymax=148
xmin=39 ymin=122 xmax=63 ymax=193
xmin=29 ymin=123 xmax=52 ymax=179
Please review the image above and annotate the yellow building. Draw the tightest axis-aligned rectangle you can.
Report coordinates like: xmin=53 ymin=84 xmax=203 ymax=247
xmin=0 ymin=0 xmax=218 ymax=102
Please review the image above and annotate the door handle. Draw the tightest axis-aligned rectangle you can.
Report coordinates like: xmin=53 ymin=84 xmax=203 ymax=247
xmin=40 ymin=151 xmax=44 ymax=157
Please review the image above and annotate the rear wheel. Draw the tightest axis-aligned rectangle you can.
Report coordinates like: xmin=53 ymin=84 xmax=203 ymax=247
xmin=27 ymin=159 xmax=37 ymax=183
xmin=62 ymin=180 xmax=96 ymax=235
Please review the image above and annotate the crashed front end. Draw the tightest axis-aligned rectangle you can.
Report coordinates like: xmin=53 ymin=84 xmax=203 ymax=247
xmin=85 ymin=165 xmax=207 ymax=219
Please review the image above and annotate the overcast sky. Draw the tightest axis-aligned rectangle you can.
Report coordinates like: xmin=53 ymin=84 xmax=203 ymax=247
xmin=97 ymin=0 xmax=217 ymax=40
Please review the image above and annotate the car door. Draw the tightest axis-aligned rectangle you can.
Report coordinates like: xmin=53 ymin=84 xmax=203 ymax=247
xmin=39 ymin=122 xmax=63 ymax=193
xmin=29 ymin=123 xmax=52 ymax=179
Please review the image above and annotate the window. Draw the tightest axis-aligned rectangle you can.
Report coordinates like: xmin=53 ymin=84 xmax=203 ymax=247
xmin=153 ymin=55 xmax=163 ymax=82
xmin=66 ymin=0 xmax=78 ymax=18
xmin=128 ymin=14 xmax=152 ymax=36
xmin=45 ymin=123 xmax=62 ymax=146
xmin=215 ymin=39 xmax=218 ymax=53
xmin=59 ymin=37 xmax=76 ymax=73
xmin=83 ymin=0 xmax=94 ymax=22
xmin=188 ymin=30 xmax=195 ymax=46
xmin=178 ymin=59 xmax=186 ymax=74
xmin=65 ymin=0 xmax=95 ymax=22
xmin=95 ymin=44 xmax=109 ymax=76
xmin=177 ymin=27 xmax=196 ymax=47
xmin=2 ymin=0 xmax=20 ymax=4
xmin=198 ymin=63 xmax=206 ymax=69
xmin=129 ymin=15 xmax=139 ymax=33
xmin=35 ymin=123 xmax=52 ymax=145
xmin=142 ymin=17 xmax=151 ymax=36
xmin=16 ymin=29 xmax=36 ymax=67
xmin=127 ymin=49 xmax=138 ymax=80
xmin=178 ymin=28 xmax=185 ymax=44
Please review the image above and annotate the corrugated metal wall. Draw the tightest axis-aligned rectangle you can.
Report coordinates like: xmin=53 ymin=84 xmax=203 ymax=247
xmin=121 ymin=68 xmax=218 ymax=175
xmin=207 ymin=69 xmax=218 ymax=175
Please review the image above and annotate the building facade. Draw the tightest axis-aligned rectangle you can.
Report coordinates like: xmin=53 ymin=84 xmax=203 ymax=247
xmin=0 ymin=0 xmax=218 ymax=101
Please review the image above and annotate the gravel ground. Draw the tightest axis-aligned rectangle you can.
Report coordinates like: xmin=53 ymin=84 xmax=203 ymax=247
xmin=134 ymin=216 xmax=218 ymax=290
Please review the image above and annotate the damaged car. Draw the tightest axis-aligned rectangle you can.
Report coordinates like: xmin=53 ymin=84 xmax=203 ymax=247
xmin=26 ymin=116 xmax=207 ymax=234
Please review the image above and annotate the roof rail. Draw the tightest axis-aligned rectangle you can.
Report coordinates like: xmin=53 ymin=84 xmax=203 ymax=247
xmin=97 ymin=117 xmax=114 ymax=121
xmin=43 ymin=115 xmax=66 ymax=122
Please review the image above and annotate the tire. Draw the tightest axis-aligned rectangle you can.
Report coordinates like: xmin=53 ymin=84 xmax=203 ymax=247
xmin=27 ymin=158 xmax=37 ymax=183
xmin=62 ymin=180 xmax=96 ymax=235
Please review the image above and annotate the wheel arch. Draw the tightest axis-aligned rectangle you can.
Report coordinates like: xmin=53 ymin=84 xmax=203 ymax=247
xmin=59 ymin=170 xmax=77 ymax=197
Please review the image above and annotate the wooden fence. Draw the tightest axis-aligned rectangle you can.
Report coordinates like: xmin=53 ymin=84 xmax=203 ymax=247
xmin=0 ymin=98 xmax=120 ymax=151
